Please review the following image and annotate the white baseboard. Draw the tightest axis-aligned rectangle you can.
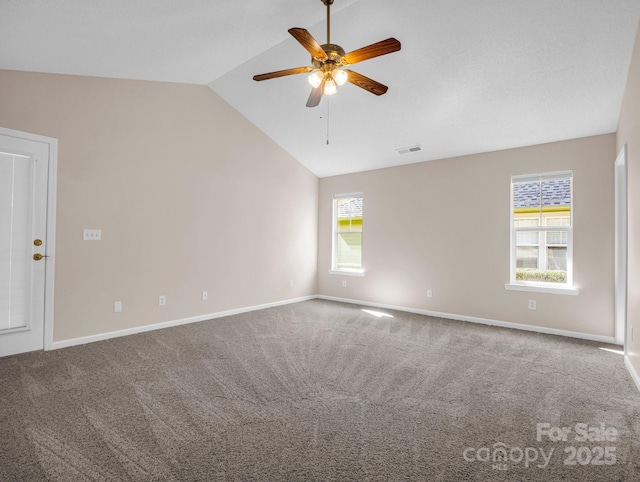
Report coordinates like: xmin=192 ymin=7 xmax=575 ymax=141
xmin=624 ymin=356 xmax=640 ymax=393
xmin=316 ymin=295 xmax=618 ymax=345
xmin=50 ymin=296 xmax=316 ymax=351
xmin=49 ymin=294 xmax=620 ymax=353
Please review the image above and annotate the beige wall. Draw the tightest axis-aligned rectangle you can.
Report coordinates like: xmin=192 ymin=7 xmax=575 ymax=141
xmin=0 ymin=65 xmax=627 ymax=348
xmin=617 ymin=22 xmax=640 ymax=379
xmin=0 ymin=70 xmax=318 ymax=342
xmin=318 ymin=134 xmax=616 ymax=337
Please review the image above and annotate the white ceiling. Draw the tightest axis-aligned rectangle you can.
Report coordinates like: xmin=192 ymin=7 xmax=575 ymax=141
xmin=2 ymin=1 xmax=640 ymax=178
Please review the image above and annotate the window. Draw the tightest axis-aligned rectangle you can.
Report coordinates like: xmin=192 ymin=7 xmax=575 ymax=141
xmin=509 ymin=171 xmax=575 ymax=291
xmin=331 ymin=193 xmax=363 ymax=275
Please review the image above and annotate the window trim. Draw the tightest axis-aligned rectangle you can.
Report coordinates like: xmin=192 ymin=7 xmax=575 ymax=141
xmin=328 ymin=269 xmax=365 ymax=277
xmin=504 ymin=282 xmax=579 ymax=296
xmin=508 ymin=171 xmax=577 ymax=295
xmin=331 ymin=192 xmax=365 ymax=275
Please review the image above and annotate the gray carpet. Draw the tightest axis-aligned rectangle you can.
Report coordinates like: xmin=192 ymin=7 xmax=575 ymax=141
xmin=1 ymin=299 xmax=639 ymax=481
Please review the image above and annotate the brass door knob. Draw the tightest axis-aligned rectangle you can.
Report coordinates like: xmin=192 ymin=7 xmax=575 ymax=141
xmin=34 ymin=239 xmax=43 ymax=246
xmin=33 ymin=253 xmax=48 ymax=261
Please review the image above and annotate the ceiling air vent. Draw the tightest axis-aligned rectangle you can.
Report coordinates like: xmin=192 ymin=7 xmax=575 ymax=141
xmin=396 ymin=145 xmax=422 ymax=155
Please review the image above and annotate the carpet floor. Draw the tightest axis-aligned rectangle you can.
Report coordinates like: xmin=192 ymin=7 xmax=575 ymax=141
xmin=1 ymin=299 xmax=639 ymax=481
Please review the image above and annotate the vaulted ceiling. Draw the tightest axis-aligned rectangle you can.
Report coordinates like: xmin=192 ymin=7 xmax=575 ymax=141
xmin=2 ymin=0 xmax=640 ymax=177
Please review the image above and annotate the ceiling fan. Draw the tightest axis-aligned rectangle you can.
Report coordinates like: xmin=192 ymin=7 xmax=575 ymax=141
xmin=253 ymin=0 xmax=401 ymax=108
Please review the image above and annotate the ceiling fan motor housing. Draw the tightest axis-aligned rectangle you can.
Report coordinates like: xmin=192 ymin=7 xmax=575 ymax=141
xmin=313 ymin=44 xmax=346 ymax=70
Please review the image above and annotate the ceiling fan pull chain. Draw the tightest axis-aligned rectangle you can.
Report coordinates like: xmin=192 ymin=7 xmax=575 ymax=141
xmin=326 ymin=99 xmax=330 ymax=145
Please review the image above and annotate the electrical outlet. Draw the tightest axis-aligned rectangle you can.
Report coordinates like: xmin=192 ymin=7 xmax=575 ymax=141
xmin=427 ymin=290 xmax=433 ymax=298
xmin=159 ymin=295 xmax=166 ymax=306
xmin=528 ymin=300 xmax=536 ymax=310
xmin=114 ymin=301 xmax=122 ymax=313
xmin=342 ymin=280 xmax=347 ymax=288
xmin=202 ymin=291 xmax=208 ymax=301
xmin=289 ymin=280 xmax=294 ymax=288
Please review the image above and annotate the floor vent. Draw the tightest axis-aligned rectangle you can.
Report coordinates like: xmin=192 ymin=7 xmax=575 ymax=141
xmin=396 ymin=145 xmax=422 ymax=155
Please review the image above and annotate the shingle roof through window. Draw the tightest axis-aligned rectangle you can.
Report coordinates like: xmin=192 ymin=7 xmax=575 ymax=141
xmin=337 ymin=197 xmax=363 ymax=218
xmin=513 ymin=179 xmax=571 ymax=209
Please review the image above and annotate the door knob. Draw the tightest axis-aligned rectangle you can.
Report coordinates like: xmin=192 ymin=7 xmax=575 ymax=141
xmin=33 ymin=253 xmax=49 ymax=261
xmin=34 ymin=239 xmax=43 ymax=246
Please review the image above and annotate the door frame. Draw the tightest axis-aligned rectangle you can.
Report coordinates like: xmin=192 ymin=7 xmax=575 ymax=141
xmin=0 ymin=127 xmax=58 ymax=352
xmin=614 ymin=144 xmax=627 ymax=348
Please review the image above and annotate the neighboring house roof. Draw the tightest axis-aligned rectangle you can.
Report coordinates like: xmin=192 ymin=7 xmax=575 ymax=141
xmin=514 ymin=179 xmax=571 ymax=209
xmin=337 ymin=197 xmax=363 ymax=218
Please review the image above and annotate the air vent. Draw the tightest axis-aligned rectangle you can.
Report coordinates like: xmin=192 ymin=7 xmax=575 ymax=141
xmin=396 ymin=145 xmax=422 ymax=155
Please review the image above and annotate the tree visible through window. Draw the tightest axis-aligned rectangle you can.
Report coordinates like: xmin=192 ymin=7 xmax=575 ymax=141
xmin=511 ymin=172 xmax=572 ymax=285
xmin=333 ymin=194 xmax=363 ymax=271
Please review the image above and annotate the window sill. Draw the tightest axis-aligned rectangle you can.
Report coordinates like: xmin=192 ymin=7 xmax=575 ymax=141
xmin=505 ymin=283 xmax=579 ymax=296
xmin=329 ymin=269 xmax=365 ymax=277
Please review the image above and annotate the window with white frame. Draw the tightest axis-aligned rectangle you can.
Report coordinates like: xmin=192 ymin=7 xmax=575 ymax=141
xmin=510 ymin=171 xmax=573 ymax=286
xmin=332 ymin=193 xmax=363 ymax=273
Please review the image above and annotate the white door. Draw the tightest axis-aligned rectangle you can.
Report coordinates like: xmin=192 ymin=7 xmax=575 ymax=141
xmin=0 ymin=131 xmax=53 ymax=357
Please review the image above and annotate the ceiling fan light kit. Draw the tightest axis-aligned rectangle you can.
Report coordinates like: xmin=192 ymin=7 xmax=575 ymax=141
xmin=332 ymin=69 xmax=348 ymax=86
xmin=253 ymin=0 xmax=401 ymax=107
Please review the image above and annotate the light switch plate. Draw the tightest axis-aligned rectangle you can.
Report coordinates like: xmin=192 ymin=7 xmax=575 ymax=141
xmin=83 ymin=229 xmax=102 ymax=241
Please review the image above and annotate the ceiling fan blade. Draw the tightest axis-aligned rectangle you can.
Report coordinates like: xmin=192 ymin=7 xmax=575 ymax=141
xmin=306 ymin=81 xmax=324 ymax=108
xmin=253 ymin=66 xmax=313 ymax=81
xmin=289 ymin=28 xmax=328 ymax=61
xmin=344 ymin=70 xmax=388 ymax=96
xmin=343 ymin=38 xmax=401 ymax=65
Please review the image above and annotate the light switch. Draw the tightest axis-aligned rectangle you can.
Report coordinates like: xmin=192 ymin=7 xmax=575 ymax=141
xmin=83 ymin=229 xmax=102 ymax=241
